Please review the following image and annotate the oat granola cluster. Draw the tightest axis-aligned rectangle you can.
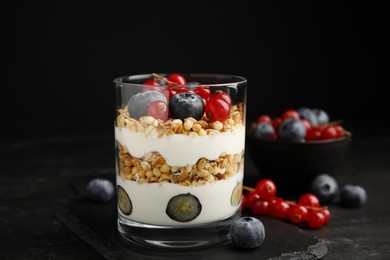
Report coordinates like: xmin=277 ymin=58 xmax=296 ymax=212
xmin=116 ymin=104 xmax=243 ymax=137
xmin=118 ymin=144 xmax=244 ymax=186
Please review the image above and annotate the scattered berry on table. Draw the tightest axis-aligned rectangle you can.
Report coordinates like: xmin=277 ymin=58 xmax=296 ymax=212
xmin=307 ymin=211 xmax=326 ymax=229
xmin=299 ymin=193 xmax=320 ymax=208
xmin=340 ymin=185 xmax=367 ymax=208
xmin=85 ymin=178 xmax=114 ymax=202
xmin=289 ymin=204 xmax=309 ymax=224
xmin=255 ymin=178 xmax=277 ymax=200
xmin=310 ymin=174 xmax=339 ymax=203
xmin=230 ymin=217 xmax=265 ymax=249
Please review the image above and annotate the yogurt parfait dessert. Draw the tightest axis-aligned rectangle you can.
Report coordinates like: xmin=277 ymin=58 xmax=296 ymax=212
xmin=114 ymin=73 xmax=247 ymax=247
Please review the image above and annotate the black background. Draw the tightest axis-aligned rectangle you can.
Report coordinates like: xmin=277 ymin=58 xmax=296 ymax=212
xmin=2 ymin=1 xmax=388 ymax=139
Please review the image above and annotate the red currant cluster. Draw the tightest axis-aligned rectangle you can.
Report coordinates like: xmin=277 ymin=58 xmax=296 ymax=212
xmin=242 ymin=179 xmax=330 ymax=229
xmin=143 ymin=73 xmax=232 ymax=122
xmin=256 ymin=108 xmax=350 ymax=142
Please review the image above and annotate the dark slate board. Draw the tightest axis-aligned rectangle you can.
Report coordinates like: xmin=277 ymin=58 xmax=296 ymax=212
xmin=56 ymin=175 xmax=327 ymax=260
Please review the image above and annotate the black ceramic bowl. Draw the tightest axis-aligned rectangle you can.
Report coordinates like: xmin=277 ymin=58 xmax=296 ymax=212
xmin=246 ymin=133 xmax=351 ymax=193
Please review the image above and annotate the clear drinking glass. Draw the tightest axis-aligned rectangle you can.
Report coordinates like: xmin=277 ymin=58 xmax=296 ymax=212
xmin=114 ymin=74 xmax=247 ymax=248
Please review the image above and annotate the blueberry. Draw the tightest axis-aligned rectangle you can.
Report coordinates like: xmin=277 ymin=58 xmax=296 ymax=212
xmin=128 ymin=91 xmax=167 ymax=119
xmin=166 ymin=193 xmax=202 ymax=222
xmin=312 ymin=108 xmax=329 ymax=125
xmin=310 ymin=174 xmax=339 ymax=203
xmin=254 ymin=122 xmax=275 ymax=141
xmin=278 ymin=118 xmax=306 ymax=142
xmin=85 ymin=178 xmax=114 ymax=202
xmin=230 ymin=217 xmax=265 ymax=249
xmin=169 ymin=92 xmax=204 ymax=120
xmin=340 ymin=185 xmax=367 ymax=208
xmin=297 ymin=107 xmax=318 ymax=126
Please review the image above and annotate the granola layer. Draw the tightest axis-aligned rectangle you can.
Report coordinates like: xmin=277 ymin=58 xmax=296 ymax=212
xmin=118 ymin=144 xmax=244 ymax=186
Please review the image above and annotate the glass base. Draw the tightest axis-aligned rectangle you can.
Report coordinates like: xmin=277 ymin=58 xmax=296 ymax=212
xmin=118 ymin=210 xmax=240 ymax=249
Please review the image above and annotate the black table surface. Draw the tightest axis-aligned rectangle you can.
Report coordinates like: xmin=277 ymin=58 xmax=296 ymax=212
xmin=1 ymin=130 xmax=390 ymax=259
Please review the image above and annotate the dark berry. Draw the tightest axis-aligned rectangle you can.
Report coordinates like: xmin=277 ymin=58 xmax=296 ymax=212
xmin=85 ymin=178 xmax=114 ymax=202
xmin=254 ymin=122 xmax=275 ymax=141
xmin=118 ymin=185 xmax=132 ymax=215
xmin=340 ymin=185 xmax=367 ymax=208
xmin=229 ymin=217 xmax=265 ymax=249
xmin=169 ymin=92 xmax=204 ymax=120
xmin=310 ymin=174 xmax=339 ymax=203
xmin=278 ymin=118 xmax=306 ymax=142
xmin=297 ymin=107 xmax=318 ymax=126
xmin=128 ymin=91 xmax=167 ymax=119
xmin=231 ymin=182 xmax=243 ymax=206
xmin=166 ymin=193 xmax=202 ymax=222
xmin=313 ymin=109 xmax=329 ymax=125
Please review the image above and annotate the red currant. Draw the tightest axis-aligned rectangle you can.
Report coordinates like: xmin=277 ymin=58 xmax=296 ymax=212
xmin=205 ymin=98 xmax=230 ymax=122
xmin=167 ymin=73 xmax=186 ymax=86
xmin=144 ymin=79 xmax=161 ymax=86
xmin=171 ymin=87 xmax=189 ymax=94
xmin=301 ymin=119 xmax=311 ymax=133
xmin=246 ymin=191 xmax=260 ymax=209
xmin=257 ymin=115 xmax=272 ymax=124
xmin=148 ymin=100 xmax=168 ymax=121
xmin=299 ymin=193 xmax=320 ymax=208
xmin=194 ymin=87 xmax=211 ymax=100
xmin=289 ymin=204 xmax=309 ymax=223
xmin=334 ymin=125 xmax=344 ymax=138
xmin=282 ymin=109 xmax=300 ymax=120
xmin=307 ymin=211 xmax=326 ymax=229
xmin=270 ymin=200 xmax=290 ymax=219
xmin=252 ymin=200 xmax=269 ymax=215
xmin=306 ymin=127 xmax=322 ymax=141
xmin=255 ymin=179 xmax=277 ymax=200
xmin=168 ymin=89 xmax=177 ymax=99
xmin=241 ymin=195 xmax=248 ymax=210
xmin=272 ymin=117 xmax=282 ymax=133
xmin=212 ymin=91 xmax=232 ymax=107
xmin=321 ymin=208 xmax=331 ymax=224
xmin=321 ymin=126 xmax=338 ymax=140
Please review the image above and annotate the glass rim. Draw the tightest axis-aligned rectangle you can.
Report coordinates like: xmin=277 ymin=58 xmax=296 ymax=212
xmin=113 ymin=73 xmax=247 ymax=88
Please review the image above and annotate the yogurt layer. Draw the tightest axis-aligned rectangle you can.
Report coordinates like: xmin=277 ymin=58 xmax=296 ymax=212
xmin=115 ymin=126 xmax=245 ymax=166
xmin=117 ymin=171 xmax=243 ymax=226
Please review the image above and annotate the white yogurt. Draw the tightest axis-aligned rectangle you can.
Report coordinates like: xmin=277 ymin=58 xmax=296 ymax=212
xmin=117 ymin=172 xmax=243 ymax=226
xmin=115 ymin=126 xmax=245 ymax=166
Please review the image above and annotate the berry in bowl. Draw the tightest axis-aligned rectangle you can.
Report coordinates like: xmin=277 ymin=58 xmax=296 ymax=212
xmin=247 ymin=108 xmax=351 ymax=191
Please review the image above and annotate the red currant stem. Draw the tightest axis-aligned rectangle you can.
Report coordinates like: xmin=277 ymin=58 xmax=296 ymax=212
xmin=344 ymin=130 xmax=352 ymax=136
xmin=243 ymin=186 xmax=256 ymax=192
xmin=245 ymin=185 xmax=329 ymax=211
xmin=152 ymin=73 xmax=180 ymax=86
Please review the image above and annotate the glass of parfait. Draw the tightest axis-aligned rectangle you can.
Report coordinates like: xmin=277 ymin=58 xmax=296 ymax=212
xmin=114 ymin=73 xmax=247 ymax=248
